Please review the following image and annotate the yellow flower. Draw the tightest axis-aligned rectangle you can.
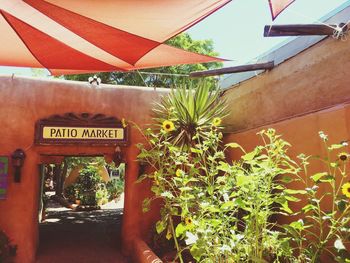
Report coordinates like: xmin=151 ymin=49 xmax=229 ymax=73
xmin=176 ymin=169 xmax=183 ymax=177
xmin=121 ymin=118 xmax=128 ymax=128
xmin=342 ymin=182 xmax=350 ymax=198
xmin=162 ymin=120 xmax=175 ymax=132
xmin=212 ymin=117 xmax=222 ymax=127
xmin=185 ymin=217 xmax=193 ymax=226
xmin=339 ymin=152 xmax=349 ymax=161
xmin=166 ymin=230 xmax=172 ymax=240
xmin=155 ymin=179 xmax=160 ymax=186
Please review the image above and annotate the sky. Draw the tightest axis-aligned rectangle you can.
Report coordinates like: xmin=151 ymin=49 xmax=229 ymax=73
xmin=187 ymin=0 xmax=350 ymax=66
xmin=0 ymin=0 xmax=349 ymax=76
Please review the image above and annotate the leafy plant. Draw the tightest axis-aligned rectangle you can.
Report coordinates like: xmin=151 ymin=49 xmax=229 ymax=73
xmin=75 ymin=165 xmax=104 ymax=206
xmin=217 ymin=129 xmax=299 ymax=262
xmin=96 ymin=184 xmax=109 ymax=205
xmin=64 ymin=184 xmax=77 ymax=202
xmin=152 ymin=82 xmax=227 ymax=149
xmin=137 ymin=84 xmax=299 ymax=262
xmin=138 ymin=84 xmax=227 ymax=262
xmin=106 ymin=178 xmax=124 ymax=201
xmin=138 ymin=83 xmax=350 ymax=262
xmin=139 ymin=124 xmax=299 ymax=262
xmin=285 ymin=132 xmax=350 ymax=262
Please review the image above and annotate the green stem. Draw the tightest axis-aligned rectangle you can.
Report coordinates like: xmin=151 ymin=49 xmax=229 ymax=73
xmin=169 ymin=215 xmax=184 ymax=263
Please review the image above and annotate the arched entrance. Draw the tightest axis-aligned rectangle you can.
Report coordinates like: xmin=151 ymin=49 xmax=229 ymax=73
xmin=37 ymin=155 xmax=127 ymax=262
xmin=34 ymin=113 xmax=128 ymax=262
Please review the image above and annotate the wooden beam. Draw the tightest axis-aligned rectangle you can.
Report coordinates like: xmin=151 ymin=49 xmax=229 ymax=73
xmin=264 ymin=24 xmax=346 ymax=37
xmin=190 ymin=61 xmax=274 ymax=78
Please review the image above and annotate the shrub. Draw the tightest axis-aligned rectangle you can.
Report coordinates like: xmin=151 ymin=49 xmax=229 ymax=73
xmin=64 ymin=184 xmax=77 ymax=202
xmin=285 ymin=132 xmax=350 ymax=262
xmin=106 ymin=178 xmax=124 ymax=201
xmin=138 ymin=126 xmax=297 ymax=262
xmin=75 ymin=165 xmax=104 ymax=206
xmin=96 ymin=184 xmax=109 ymax=205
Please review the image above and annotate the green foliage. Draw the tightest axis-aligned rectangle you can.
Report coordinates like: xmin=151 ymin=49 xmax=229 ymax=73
xmin=96 ymin=184 xmax=109 ymax=205
xmin=285 ymin=132 xmax=350 ymax=262
xmin=106 ymin=177 xmax=124 ymax=201
xmin=63 ymin=33 xmax=222 ymax=88
xmin=138 ymin=82 xmax=350 ymax=262
xmin=0 ymin=230 xmax=16 ymax=263
xmin=153 ymin=82 xmax=227 ymax=149
xmin=74 ymin=165 xmax=105 ymax=206
xmin=65 ymin=162 xmax=125 ymax=206
xmin=139 ymin=123 xmax=298 ymax=262
xmin=65 ymin=156 xmax=105 ymax=173
xmin=137 ymin=84 xmax=298 ymax=262
xmin=64 ymin=184 xmax=77 ymax=202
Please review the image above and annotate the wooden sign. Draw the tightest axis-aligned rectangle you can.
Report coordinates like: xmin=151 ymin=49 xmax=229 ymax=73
xmin=0 ymin=156 xmax=9 ymax=200
xmin=35 ymin=113 xmax=128 ymax=146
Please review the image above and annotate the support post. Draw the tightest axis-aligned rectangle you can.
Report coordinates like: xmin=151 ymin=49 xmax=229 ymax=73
xmin=264 ymin=24 xmax=347 ymax=37
xmin=190 ymin=61 xmax=274 ymax=78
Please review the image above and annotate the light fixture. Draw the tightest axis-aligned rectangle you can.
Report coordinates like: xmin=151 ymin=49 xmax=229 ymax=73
xmin=113 ymin=146 xmax=124 ymax=166
xmin=11 ymin=149 xmax=26 ymax=183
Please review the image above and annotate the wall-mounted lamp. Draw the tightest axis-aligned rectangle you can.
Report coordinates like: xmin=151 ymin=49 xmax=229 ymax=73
xmin=11 ymin=149 xmax=26 ymax=183
xmin=113 ymin=146 xmax=124 ymax=166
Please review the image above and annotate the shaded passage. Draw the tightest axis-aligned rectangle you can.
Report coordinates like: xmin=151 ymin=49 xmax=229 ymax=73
xmin=37 ymin=200 xmax=128 ymax=263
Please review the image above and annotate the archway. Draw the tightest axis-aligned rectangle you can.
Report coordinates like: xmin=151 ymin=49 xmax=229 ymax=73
xmin=36 ymin=154 xmax=127 ymax=262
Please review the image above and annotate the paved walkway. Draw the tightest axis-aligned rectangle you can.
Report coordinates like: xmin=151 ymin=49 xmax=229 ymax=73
xmin=36 ymin=198 xmax=129 ymax=263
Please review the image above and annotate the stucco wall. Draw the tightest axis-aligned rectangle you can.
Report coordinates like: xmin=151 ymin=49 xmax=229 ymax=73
xmin=223 ymin=37 xmax=350 ymax=133
xmin=0 ymin=76 xmax=167 ymax=263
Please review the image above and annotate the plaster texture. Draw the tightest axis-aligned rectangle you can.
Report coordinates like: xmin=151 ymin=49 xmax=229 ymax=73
xmin=0 ymin=76 xmax=167 ymax=263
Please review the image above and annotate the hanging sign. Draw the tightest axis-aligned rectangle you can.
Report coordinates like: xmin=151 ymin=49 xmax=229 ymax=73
xmin=0 ymin=156 xmax=9 ymax=200
xmin=42 ymin=127 xmax=124 ymax=140
xmin=35 ymin=113 xmax=128 ymax=146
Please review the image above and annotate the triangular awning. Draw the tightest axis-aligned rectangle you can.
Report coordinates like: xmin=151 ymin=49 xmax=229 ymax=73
xmin=0 ymin=0 xmax=230 ymax=74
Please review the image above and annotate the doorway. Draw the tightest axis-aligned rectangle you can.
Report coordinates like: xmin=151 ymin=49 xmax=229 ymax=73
xmin=36 ymin=156 xmax=127 ymax=263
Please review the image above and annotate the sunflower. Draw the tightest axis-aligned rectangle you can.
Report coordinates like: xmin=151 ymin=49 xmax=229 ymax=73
xmin=176 ymin=169 xmax=183 ymax=177
xmin=185 ymin=217 xmax=193 ymax=226
xmin=212 ymin=117 xmax=222 ymax=127
xmin=341 ymin=182 xmax=350 ymax=198
xmin=162 ymin=120 xmax=175 ymax=132
xmin=338 ymin=152 xmax=349 ymax=161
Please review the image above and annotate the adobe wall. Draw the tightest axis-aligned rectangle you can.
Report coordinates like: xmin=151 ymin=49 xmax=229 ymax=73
xmin=223 ymin=36 xmax=350 ymax=133
xmin=0 ymin=76 xmax=167 ymax=263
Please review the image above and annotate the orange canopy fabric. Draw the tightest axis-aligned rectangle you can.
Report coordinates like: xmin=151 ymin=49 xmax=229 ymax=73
xmin=268 ymin=0 xmax=296 ymax=20
xmin=0 ymin=0 xmax=230 ymax=75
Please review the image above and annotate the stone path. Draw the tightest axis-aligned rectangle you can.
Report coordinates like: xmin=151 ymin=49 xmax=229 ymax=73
xmin=36 ymin=197 xmax=129 ymax=263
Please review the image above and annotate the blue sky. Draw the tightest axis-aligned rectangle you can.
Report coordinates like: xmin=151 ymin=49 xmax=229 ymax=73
xmin=188 ymin=0 xmax=350 ymax=66
xmin=0 ymin=0 xmax=349 ymax=76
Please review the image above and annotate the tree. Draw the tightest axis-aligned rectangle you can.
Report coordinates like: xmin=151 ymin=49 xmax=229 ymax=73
xmin=64 ymin=33 xmax=222 ymax=88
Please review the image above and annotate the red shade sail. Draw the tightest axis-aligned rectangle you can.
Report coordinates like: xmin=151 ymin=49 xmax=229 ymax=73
xmin=268 ymin=0 xmax=296 ymax=20
xmin=0 ymin=0 xmax=230 ymax=75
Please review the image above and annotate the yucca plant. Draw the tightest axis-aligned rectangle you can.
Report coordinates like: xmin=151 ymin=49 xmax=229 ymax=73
xmin=153 ymin=81 xmax=228 ymax=148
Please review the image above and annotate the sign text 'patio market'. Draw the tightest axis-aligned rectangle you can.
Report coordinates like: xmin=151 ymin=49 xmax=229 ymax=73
xmin=43 ymin=127 xmax=123 ymax=140
xmin=34 ymin=113 xmax=128 ymax=146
